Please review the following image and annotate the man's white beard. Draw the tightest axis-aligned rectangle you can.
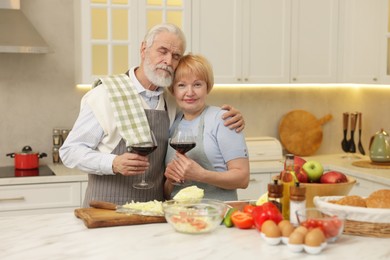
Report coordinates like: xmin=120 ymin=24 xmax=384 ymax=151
xmin=144 ymin=56 xmax=174 ymax=88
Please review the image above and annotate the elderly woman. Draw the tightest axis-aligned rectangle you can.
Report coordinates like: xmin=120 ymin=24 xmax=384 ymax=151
xmin=164 ymin=54 xmax=249 ymax=201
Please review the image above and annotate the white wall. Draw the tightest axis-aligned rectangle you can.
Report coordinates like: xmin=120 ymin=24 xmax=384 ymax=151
xmin=0 ymin=0 xmax=389 ymax=167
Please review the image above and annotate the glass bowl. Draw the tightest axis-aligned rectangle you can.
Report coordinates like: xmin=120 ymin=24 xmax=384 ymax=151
xmin=162 ymin=199 xmax=227 ymax=234
xmin=296 ymin=208 xmax=346 ymax=242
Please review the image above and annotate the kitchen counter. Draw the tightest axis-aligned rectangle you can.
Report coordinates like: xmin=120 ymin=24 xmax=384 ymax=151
xmin=0 ymin=212 xmax=389 ymax=260
xmin=0 ymin=164 xmax=88 ymax=185
xmin=1 ymin=154 xmax=389 ymax=187
xmin=250 ymin=154 xmax=390 ymax=186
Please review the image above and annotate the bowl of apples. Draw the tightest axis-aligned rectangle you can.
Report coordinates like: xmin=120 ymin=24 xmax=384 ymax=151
xmin=280 ymin=156 xmax=356 ymax=208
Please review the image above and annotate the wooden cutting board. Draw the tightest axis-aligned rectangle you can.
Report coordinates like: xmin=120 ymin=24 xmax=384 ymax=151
xmin=74 ymin=208 xmax=166 ymax=228
xmin=278 ymin=110 xmax=332 ymax=156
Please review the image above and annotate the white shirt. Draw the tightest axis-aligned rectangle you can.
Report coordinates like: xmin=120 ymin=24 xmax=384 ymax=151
xmin=59 ymin=67 xmax=175 ymax=175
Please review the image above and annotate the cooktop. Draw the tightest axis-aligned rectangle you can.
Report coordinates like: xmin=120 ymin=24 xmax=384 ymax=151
xmin=0 ymin=166 xmax=55 ymax=178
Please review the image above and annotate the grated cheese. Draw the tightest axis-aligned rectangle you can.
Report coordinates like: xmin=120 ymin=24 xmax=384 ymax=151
xmin=122 ymin=200 xmax=164 ymax=215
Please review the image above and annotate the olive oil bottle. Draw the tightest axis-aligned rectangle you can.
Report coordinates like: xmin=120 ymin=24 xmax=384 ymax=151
xmin=280 ymin=154 xmax=295 ymax=220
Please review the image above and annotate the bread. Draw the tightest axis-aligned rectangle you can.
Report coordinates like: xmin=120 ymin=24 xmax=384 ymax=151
xmin=365 ymin=189 xmax=390 ymax=209
xmin=332 ymin=195 xmax=367 ymax=207
xmin=329 ymin=189 xmax=390 ymax=209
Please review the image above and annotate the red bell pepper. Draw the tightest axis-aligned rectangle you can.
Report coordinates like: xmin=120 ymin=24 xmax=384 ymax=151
xmin=251 ymin=202 xmax=283 ymax=232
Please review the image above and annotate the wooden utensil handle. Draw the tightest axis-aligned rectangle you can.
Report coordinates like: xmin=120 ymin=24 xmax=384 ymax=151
xmin=89 ymin=200 xmax=117 ymax=210
xmin=343 ymin=112 xmax=349 ymax=130
xmin=358 ymin=112 xmax=362 ymax=130
xmin=350 ymin=113 xmax=357 ymax=131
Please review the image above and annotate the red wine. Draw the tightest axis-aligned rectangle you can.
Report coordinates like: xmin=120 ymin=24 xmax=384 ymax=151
xmin=170 ymin=142 xmax=196 ymax=154
xmin=129 ymin=145 xmax=157 ymax=156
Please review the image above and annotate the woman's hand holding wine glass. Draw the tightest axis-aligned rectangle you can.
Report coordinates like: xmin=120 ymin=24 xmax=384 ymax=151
xmin=169 ymin=127 xmax=196 ymax=185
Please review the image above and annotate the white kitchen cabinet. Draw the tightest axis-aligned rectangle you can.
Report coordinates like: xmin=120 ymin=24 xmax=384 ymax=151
xmin=349 ymin=175 xmax=390 ymax=197
xmin=191 ymin=0 xmax=290 ymax=84
xmin=340 ymin=0 xmax=385 ymax=84
xmin=192 ymin=0 xmax=339 ymax=84
xmin=0 ymin=182 xmax=81 ymax=215
xmin=290 ymin=0 xmax=339 ymax=83
xmin=237 ymin=173 xmax=272 ymax=200
xmin=81 ymin=181 xmax=88 ymax=204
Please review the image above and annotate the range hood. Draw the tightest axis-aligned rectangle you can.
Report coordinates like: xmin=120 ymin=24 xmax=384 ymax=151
xmin=0 ymin=0 xmax=50 ymax=53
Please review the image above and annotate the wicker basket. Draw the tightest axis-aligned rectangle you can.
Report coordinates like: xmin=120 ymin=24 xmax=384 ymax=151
xmin=314 ymin=196 xmax=390 ymax=238
xmin=344 ymin=219 xmax=390 ymax=238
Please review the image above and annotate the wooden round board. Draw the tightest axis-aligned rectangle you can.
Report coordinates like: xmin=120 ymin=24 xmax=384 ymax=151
xmin=278 ymin=110 xmax=332 ymax=156
xmin=352 ymin=160 xmax=390 ymax=169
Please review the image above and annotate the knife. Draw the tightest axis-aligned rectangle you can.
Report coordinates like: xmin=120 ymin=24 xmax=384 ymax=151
xmin=89 ymin=200 xmax=117 ymax=210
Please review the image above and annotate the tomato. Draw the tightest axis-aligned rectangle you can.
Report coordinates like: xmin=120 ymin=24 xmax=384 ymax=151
xmin=243 ymin=204 xmax=256 ymax=214
xmin=231 ymin=211 xmax=254 ymax=229
xmin=322 ymin=220 xmax=338 ymax=238
xmin=331 ymin=216 xmax=343 ymax=229
xmin=251 ymin=202 xmax=283 ymax=231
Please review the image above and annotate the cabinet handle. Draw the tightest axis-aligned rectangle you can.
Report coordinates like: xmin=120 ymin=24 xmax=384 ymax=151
xmin=292 ymin=77 xmax=297 ymax=81
xmin=237 ymin=78 xmax=241 ymax=81
xmin=244 ymin=78 xmax=248 ymax=82
xmin=373 ymin=78 xmax=377 ymax=81
xmin=0 ymin=196 xmax=25 ymax=202
xmin=249 ymin=178 xmax=258 ymax=182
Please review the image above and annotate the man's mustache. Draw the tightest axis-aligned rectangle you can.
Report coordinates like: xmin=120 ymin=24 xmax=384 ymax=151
xmin=156 ymin=64 xmax=174 ymax=75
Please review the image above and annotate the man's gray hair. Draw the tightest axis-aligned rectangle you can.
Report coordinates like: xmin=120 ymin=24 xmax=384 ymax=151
xmin=144 ymin=23 xmax=186 ymax=53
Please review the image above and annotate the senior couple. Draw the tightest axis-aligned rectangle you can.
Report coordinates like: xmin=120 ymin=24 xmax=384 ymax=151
xmin=60 ymin=23 xmax=249 ymax=206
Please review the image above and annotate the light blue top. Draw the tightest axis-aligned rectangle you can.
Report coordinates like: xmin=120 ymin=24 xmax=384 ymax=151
xmin=166 ymin=106 xmax=248 ymax=200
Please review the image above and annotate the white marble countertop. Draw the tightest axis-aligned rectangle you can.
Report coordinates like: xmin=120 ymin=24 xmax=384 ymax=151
xmin=0 ymin=212 xmax=389 ymax=260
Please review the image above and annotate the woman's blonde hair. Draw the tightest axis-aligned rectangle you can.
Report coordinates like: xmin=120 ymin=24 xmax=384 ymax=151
xmin=169 ymin=54 xmax=214 ymax=94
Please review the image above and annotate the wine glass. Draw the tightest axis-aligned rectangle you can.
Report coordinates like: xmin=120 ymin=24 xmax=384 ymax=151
xmin=169 ymin=127 xmax=196 ymax=185
xmin=128 ymin=131 xmax=158 ymax=189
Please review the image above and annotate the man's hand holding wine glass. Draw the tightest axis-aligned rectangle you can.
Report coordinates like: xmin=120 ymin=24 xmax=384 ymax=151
xmin=112 ymin=153 xmax=149 ymax=176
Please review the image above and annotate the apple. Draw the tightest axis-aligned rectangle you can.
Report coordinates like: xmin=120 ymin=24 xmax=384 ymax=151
xmin=294 ymin=156 xmax=306 ymax=169
xmin=296 ymin=168 xmax=309 ymax=183
xmin=320 ymin=171 xmax=348 ymax=184
xmin=280 ymin=156 xmax=308 ymax=182
xmin=302 ymin=160 xmax=324 ymax=183
xmin=293 ymin=156 xmax=308 ymax=183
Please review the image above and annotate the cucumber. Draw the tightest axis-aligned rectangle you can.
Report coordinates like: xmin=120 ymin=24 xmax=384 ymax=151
xmin=223 ymin=208 xmax=238 ymax=228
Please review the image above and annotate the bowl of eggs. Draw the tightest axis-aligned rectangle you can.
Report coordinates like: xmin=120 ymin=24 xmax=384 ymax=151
xmin=295 ymin=208 xmax=346 ymax=243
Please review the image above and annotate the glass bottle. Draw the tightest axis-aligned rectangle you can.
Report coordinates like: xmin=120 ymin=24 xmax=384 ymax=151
xmin=290 ymin=182 xmax=306 ymax=226
xmin=268 ymin=179 xmax=283 ymax=213
xmin=280 ymin=154 xmax=295 ymax=220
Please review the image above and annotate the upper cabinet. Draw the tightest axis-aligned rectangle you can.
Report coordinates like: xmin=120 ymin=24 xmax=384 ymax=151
xmin=76 ymin=0 xmax=389 ymax=85
xmin=340 ymin=0 xmax=384 ymax=84
xmin=290 ymin=0 xmax=339 ymax=83
xmin=191 ymin=0 xmax=290 ymax=84
xmin=191 ymin=0 xmax=339 ymax=84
